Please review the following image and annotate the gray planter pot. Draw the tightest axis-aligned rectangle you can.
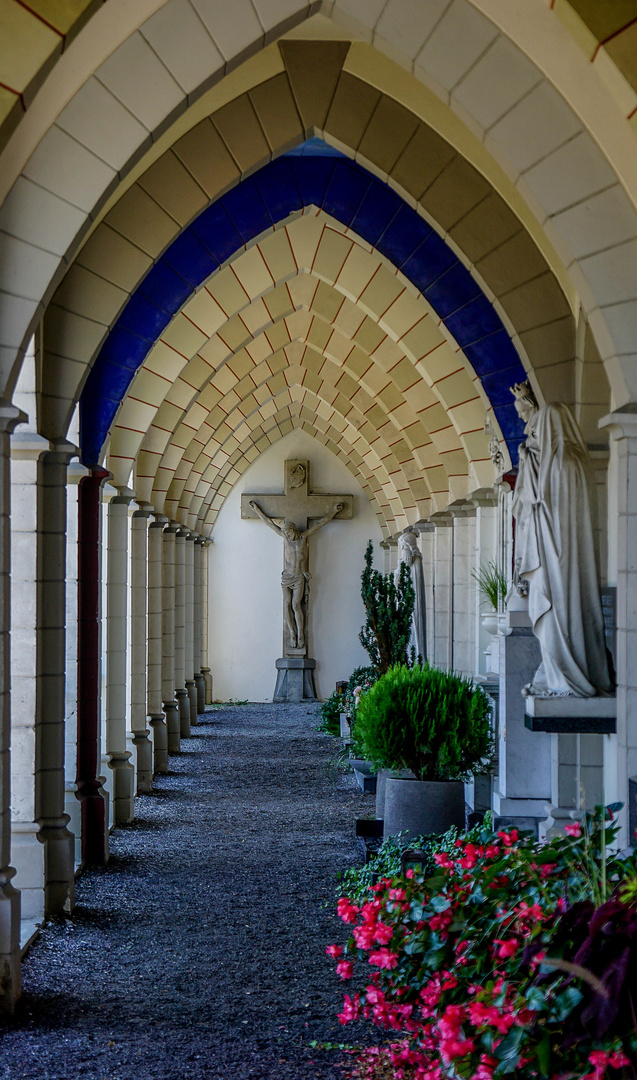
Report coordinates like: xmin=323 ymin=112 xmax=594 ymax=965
xmin=383 ymin=777 xmax=466 ymax=840
xmin=375 ymin=768 xmax=414 ymax=819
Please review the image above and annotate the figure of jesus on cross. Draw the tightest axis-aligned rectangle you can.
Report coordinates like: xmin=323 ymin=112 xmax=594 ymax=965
xmin=248 ymin=498 xmax=344 ymax=650
xmin=241 ymin=460 xmax=353 ymax=676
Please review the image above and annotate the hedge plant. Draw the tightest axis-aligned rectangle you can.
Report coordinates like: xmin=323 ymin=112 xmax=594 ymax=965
xmin=354 ymin=662 xmax=492 ymax=781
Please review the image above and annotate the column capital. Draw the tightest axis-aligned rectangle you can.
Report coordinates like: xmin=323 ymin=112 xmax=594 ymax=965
xmin=133 ymin=500 xmax=154 ymax=517
xmin=151 ymin=513 xmax=169 ymax=528
xmin=0 ymin=401 xmax=27 ymax=435
xmin=165 ymin=521 xmax=180 ymax=535
xmin=111 ymin=485 xmax=136 ymax=506
xmin=467 ymin=487 xmax=498 ymax=509
xmin=599 ymin=404 xmax=637 ymax=441
xmin=10 ymin=431 xmax=49 ymax=460
xmin=41 ymin=439 xmax=78 ymax=467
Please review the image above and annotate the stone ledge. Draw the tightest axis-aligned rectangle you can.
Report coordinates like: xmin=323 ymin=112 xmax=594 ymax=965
xmin=524 ymin=694 xmax=616 ymax=733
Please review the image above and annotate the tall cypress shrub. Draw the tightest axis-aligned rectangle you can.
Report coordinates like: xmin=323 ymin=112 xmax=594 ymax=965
xmin=359 ymin=540 xmax=415 ymax=674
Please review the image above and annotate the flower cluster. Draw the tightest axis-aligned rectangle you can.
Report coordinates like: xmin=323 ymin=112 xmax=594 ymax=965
xmin=327 ymin=811 xmax=637 ymax=1080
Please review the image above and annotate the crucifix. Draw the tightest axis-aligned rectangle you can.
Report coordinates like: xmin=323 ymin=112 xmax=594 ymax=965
xmin=241 ymin=459 xmax=353 ymax=701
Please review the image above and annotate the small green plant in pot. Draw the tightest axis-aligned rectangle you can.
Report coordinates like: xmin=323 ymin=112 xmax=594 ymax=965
xmin=354 ymin=662 xmax=492 ymax=837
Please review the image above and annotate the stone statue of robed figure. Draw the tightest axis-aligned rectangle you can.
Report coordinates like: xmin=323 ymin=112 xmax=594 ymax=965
xmin=510 ymin=381 xmax=612 ymax=697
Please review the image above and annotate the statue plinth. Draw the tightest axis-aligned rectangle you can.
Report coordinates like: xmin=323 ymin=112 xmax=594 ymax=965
xmin=273 ymin=657 xmax=317 ymax=702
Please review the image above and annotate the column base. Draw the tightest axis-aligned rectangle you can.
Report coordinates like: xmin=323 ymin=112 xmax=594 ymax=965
xmin=195 ymin=672 xmax=206 ymax=713
xmin=176 ymin=687 xmax=191 ymax=739
xmin=133 ymin=730 xmax=153 ymax=793
xmin=149 ymin=714 xmax=168 ymax=774
xmin=37 ymin=815 xmax=75 ymax=915
xmin=186 ymin=680 xmax=197 ymax=725
xmin=273 ymin=657 xmax=317 ymax=703
xmin=0 ymin=866 xmax=21 ymax=1013
xmin=11 ymin=821 xmax=44 ymax=925
xmin=108 ymin=751 xmax=135 ymax=825
xmin=76 ymin=779 xmax=109 ymax=866
xmin=163 ymin=699 xmax=180 ymax=754
xmin=202 ymin=667 xmax=212 ymax=705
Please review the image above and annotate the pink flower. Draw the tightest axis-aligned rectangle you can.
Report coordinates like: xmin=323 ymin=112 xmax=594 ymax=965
xmin=497 ymin=829 xmax=518 ymax=847
xmin=405 ymin=868 xmax=415 ymax=879
xmin=610 ymin=1052 xmax=630 ymax=1069
xmin=337 ymin=897 xmax=360 ymax=923
xmin=564 ymin=821 xmax=582 ymax=837
xmin=372 ymin=921 xmax=394 ymax=945
xmin=325 ymin=944 xmax=343 ymax=959
xmin=434 ymin=852 xmax=454 ymax=869
xmin=369 ymin=947 xmax=399 ymax=969
xmin=338 ymin=993 xmax=361 ymax=1024
xmin=336 ymin=960 xmax=354 ymax=979
xmin=494 ymin=938 xmax=519 ymax=960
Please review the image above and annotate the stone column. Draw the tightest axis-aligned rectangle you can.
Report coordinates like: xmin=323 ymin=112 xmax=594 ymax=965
xmin=469 ymin=491 xmax=499 ymax=677
xmin=130 ymin=506 xmax=153 ymax=793
xmin=450 ymin=505 xmax=475 ymax=677
xmin=600 ymin=406 xmax=637 ymax=845
xmin=431 ymin=515 xmax=453 ymax=670
xmin=10 ymin=433 xmax=47 ymax=939
xmin=65 ymin=464 xmax=88 ymax=871
xmin=184 ymin=533 xmax=197 ymax=725
xmin=0 ymin=403 xmax=26 ymax=1012
xmin=76 ymin=469 xmax=110 ymax=866
xmin=36 ymin=441 xmax=77 ymax=915
xmin=147 ymin=518 xmax=167 ymax=774
xmin=105 ymin=490 xmax=135 ymax=824
xmin=174 ymin=528 xmax=190 ymax=739
xmin=200 ymin=539 xmax=212 ymax=704
xmin=193 ymin=538 xmax=205 ymax=713
xmin=162 ymin=524 xmax=180 ymax=753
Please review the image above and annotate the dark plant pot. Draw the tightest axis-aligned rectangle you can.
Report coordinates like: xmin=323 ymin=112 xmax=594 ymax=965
xmin=383 ymin=777 xmax=466 ymax=841
xmin=375 ymin=768 xmax=414 ymax=819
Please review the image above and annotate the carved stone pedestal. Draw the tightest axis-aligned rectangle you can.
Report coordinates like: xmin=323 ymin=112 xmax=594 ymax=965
xmin=273 ymin=657 xmax=317 ymax=702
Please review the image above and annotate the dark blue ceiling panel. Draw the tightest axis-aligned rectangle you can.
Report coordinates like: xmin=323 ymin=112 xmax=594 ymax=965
xmin=351 ymin=183 xmax=400 ymax=247
xmin=376 ymin=204 xmax=432 ymax=268
xmin=322 ymin=162 xmax=371 ymax=228
xmin=191 ymin=203 xmax=244 ymax=265
xmin=424 ymin=262 xmax=480 ymax=318
xmin=400 ymin=231 xmax=457 ymax=293
xmin=222 ymin=177 xmax=271 ymax=242
xmin=80 ymin=141 xmax=527 ymax=467
xmin=253 ymin=156 xmax=302 ymax=223
xmin=137 ymin=261 xmax=192 ymax=314
xmin=162 ymin=230 xmax=219 ymax=288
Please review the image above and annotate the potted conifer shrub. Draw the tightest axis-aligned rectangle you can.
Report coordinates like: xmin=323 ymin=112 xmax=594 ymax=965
xmin=354 ymin=662 xmax=492 ymax=838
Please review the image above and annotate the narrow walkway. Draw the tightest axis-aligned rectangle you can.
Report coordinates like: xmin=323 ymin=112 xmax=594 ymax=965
xmin=0 ymin=705 xmax=370 ymax=1079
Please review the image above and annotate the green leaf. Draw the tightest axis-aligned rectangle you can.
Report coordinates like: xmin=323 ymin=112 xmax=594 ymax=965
xmin=494 ymin=1026 xmax=524 ymax=1062
xmin=555 ymin=986 xmax=583 ymax=1020
xmin=524 ymin=986 xmax=546 ymax=1011
xmin=536 ymin=1032 xmax=551 ymax=1077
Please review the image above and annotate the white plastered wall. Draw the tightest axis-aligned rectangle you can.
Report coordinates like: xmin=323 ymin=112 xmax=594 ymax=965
xmin=208 ymin=429 xmax=383 ymax=701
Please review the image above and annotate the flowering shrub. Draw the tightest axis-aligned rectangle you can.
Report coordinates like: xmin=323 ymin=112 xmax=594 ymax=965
xmin=328 ymin=809 xmax=637 ymax=1080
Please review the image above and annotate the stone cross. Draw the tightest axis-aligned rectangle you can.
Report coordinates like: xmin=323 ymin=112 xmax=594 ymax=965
xmin=241 ymin=460 xmax=353 ymax=700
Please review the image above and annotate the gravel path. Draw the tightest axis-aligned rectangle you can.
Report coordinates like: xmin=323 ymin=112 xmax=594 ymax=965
xmin=0 ymin=704 xmax=373 ymax=1079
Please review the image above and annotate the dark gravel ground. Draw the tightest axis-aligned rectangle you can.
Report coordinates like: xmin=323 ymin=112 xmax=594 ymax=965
xmin=0 ymin=704 xmax=376 ymax=1080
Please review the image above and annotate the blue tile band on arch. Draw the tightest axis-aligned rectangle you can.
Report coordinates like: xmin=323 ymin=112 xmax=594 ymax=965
xmin=80 ymin=144 xmax=527 ymax=466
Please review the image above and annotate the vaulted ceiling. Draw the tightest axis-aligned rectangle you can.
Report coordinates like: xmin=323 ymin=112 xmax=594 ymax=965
xmin=1 ymin=0 xmax=634 ymax=539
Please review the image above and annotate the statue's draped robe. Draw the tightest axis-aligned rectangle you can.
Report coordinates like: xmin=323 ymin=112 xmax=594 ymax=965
xmin=395 ymin=535 xmax=427 ymax=662
xmin=512 ymin=403 xmax=611 ymax=696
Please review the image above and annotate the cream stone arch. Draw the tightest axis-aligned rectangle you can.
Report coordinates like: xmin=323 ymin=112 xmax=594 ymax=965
xmin=108 ymin=215 xmax=499 ymax=523
xmin=0 ymin=0 xmax=631 ymax=424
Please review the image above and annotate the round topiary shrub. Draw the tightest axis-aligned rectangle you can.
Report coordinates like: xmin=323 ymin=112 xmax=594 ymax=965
xmin=354 ymin=662 xmax=492 ymax=781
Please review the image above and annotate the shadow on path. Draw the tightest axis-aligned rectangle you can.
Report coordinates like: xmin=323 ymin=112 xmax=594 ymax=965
xmin=0 ymin=704 xmax=372 ymax=1079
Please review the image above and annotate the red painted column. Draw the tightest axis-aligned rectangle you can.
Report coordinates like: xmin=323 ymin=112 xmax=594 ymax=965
xmin=76 ymin=468 xmax=109 ymax=865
